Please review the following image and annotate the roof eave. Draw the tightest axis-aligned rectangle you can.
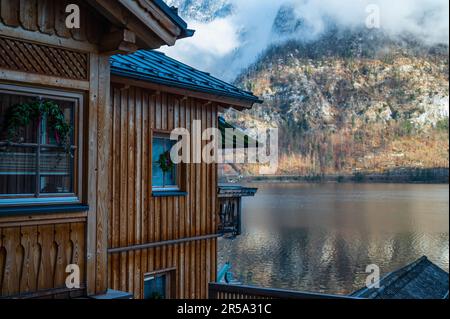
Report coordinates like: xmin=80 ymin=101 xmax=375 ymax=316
xmin=88 ymin=0 xmax=194 ymax=51
xmin=110 ymin=67 xmax=261 ymax=104
xmin=152 ymin=0 xmax=194 ymax=41
xmin=178 ymin=29 xmax=196 ymax=40
xmin=110 ymin=72 xmax=259 ymax=109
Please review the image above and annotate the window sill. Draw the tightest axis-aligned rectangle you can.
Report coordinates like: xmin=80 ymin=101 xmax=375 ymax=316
xmin=152 ymin=191 xmax=188 ymax=198
xmin=0 ymin=204 xmax=89 ymax=217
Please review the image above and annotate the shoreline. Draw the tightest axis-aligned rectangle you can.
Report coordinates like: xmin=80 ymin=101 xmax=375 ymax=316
xmin=229 ymin=168 xmax=449 ymax=184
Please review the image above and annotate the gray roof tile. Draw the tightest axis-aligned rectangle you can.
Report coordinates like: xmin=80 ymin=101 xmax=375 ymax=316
xmin=351 ymin=256 xmax=449 ymax=299
xmin=111 ymin=50 xmax=261 ymax=104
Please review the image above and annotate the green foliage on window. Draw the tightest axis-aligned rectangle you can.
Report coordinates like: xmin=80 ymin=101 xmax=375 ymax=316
xmin=157 ymin=150 xmax=174 ymax=173
xmin=2 ymin=100 xmax=72 ymax=152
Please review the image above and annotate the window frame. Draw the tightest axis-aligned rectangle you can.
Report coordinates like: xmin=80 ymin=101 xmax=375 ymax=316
xmin=151 ymin=131 xmax=183 ymax=193
xmin=143 ymin=268 xmax=176 ymax=299
xmin=0 ymin=83 xmax=84 ymax=207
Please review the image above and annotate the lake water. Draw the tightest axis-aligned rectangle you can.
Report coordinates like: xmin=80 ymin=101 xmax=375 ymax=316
xmin=218 ymin=183 xmax=449 ymax=295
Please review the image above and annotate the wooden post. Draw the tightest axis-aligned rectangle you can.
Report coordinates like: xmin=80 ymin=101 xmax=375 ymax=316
xmin=86 ymin=53 xmax=111 ymax=296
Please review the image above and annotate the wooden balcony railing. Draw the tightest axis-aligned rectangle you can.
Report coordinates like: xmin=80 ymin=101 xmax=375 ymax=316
xmin=217 ymin=185 xmax=257 ymax=238
xmin=208 ymin=283 xmax=360 ymax=300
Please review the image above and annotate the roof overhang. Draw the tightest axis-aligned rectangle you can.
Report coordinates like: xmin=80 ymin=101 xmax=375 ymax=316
xmin=87 ymin=0 xmax=194 ymax=53
xmin=219 ymin=117 xmax=261 ymax=149
xmin=217 ymin=185 xmax=258 ymax=198
xmin=111 ymin=74 xmax=260 ymax=110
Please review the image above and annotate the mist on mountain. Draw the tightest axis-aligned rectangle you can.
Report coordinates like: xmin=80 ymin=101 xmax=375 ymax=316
xmin=163 ymin=0 xmax=449 ymax=177
xmin=163 ymin=0 xmax=449 ymax=80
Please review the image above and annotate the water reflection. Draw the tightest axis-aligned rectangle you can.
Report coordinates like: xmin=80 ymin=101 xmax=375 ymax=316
xmin=218 ymin=183 xmax=449 ymax=294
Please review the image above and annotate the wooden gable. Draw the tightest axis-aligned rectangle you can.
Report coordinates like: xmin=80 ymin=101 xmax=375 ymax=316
xmin=0 ymin=0 xmax=192 ymax=55
xmin=88 ymin=0 xmax=191 ymax=49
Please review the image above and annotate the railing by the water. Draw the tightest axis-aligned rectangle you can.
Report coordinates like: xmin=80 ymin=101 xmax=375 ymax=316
xmin=208 ymin=283 xmax=360 ymax=300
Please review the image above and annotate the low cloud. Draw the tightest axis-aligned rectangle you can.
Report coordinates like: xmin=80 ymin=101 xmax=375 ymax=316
xmin=162 ymin=0 xmax=449 ymax=81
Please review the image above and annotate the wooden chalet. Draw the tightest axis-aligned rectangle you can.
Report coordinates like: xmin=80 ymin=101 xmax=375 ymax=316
xmin=0 ymin=0 xmax=260 ymax=299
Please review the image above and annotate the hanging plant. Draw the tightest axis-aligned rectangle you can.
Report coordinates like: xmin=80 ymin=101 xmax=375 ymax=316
xmin=2 ymin=99 xmax=73 ymax=153
xmin=157 ymin=150 xmax=174 ymax=173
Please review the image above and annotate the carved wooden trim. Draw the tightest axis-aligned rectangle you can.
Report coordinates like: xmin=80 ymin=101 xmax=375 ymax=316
xmin=0 ymin=36 xmax=89 ymax=80
xmin=0 ymin=222 xmax=86 ymax=298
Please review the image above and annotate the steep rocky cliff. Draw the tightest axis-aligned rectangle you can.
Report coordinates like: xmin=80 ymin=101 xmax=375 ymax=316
xmin=166 ymin=0 xmax=233 ymax=22
xmin=229 ymin=30 xmax=449 ymax=175
xmin=167 ymin=0 xmax=449 ymax=176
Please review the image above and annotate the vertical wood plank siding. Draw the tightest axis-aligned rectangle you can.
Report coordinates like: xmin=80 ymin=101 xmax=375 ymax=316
xmin=108 ymin=85 xmax=218 ymax=299
xmin=0 ymin=1 xmax=110 ymax=297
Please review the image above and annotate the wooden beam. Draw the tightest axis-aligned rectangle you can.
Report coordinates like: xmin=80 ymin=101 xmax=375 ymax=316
xmin=0 ymin=212 xmax=87 ymax=228
xmin=107 ymin=234 xmax=221 ymax=254
xmin=118 ymin=0 xmax=180 ymax=45
xmin=0 ymin=218 xmax=87 ymax=228
xmin=130 ymin=0 xmax=181 ymax=36
xmin=87 ymin=0 xmax=174 ymax=49
xmin=95 ymin=54 xmax=112 ymax=294
xmin=85 ymin=53 xmax=111 ymax=296
xmin=100 ymin=29 xmax=138 ymax=55
xmin=86 ymin=53 xmax=99 ymax=296
xmin=0 ymin=26 xmax=99 ymax=53
xmin=3 ymin=286 xmax=86 ymax=299
xmin=0 ymin=68 xmax=90 ymax=90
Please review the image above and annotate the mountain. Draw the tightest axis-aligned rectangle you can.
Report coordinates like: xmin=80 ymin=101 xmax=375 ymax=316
xmin=165 ymin=0 xmax=233 ymax=22
xmin=229 ymin=29 xmax=449 ymax=176
xmin=167 ymin=0 xmax=449 ymax=177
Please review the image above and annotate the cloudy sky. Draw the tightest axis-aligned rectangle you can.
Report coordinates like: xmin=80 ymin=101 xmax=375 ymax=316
xmin=161 ymin=0 xmax=449 ymax=80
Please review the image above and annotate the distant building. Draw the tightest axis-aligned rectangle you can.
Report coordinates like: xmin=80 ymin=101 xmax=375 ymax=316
xmin=351 ymin=256 xmax=449 ymax=299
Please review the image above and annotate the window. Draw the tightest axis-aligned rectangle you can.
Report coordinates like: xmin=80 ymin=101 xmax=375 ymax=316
xmin=0 ymin=84 xmax=83 ymax=206
xmin=152 ymin=134 xmax=178 ymax=190
xmin=144 ymin=274 xmax=167 ymax=299
xmin=143 ymin=269 xmax=175 ymax=299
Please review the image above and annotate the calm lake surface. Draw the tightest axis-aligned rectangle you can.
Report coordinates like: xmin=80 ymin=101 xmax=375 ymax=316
xmin=218 ymin=183 xmax=449 ymax=295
